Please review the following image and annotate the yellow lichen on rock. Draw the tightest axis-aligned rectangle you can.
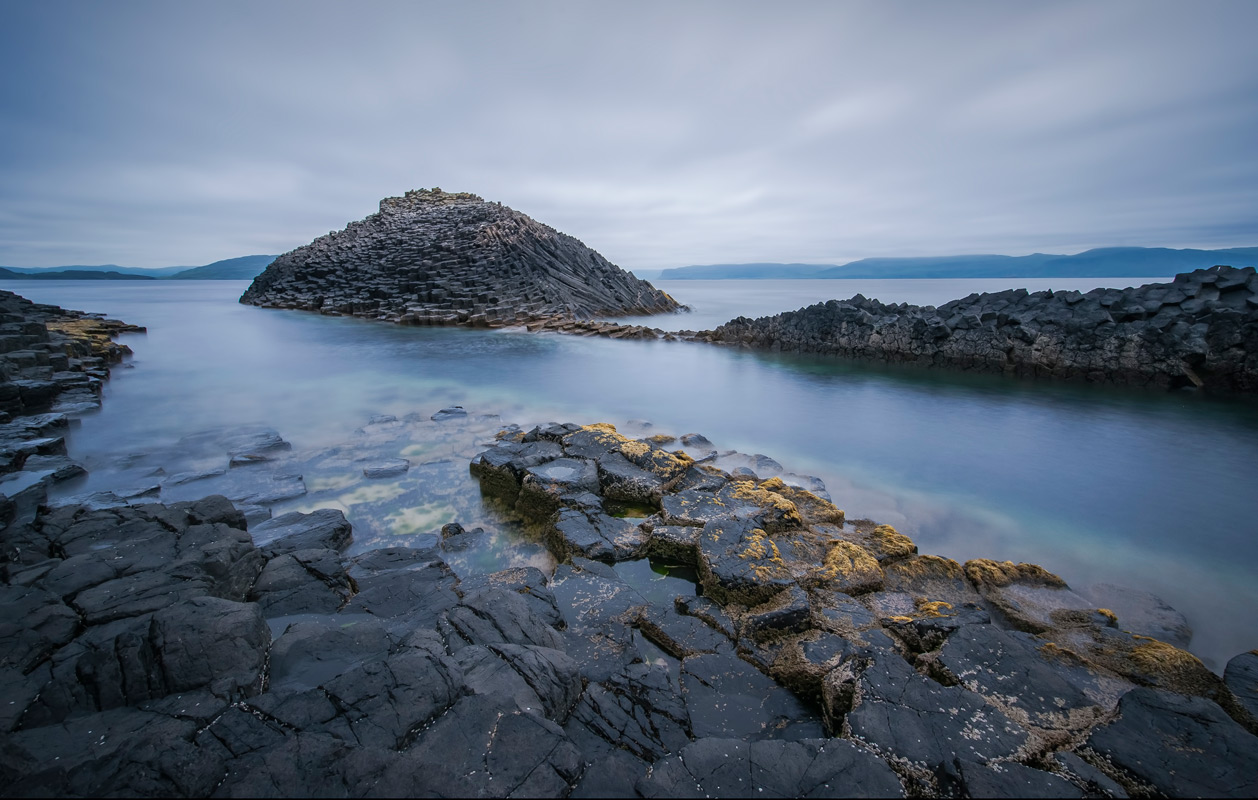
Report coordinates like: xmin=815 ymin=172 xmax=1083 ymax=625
xmin=869 ymin=524 xmax=917 ymax=561
xmin=757 ymin=477 xmax=845 ymax=525
xmin=914 ymin=599 xmax=954 ymax=618
xmin=963 ymin=559 xmax=1067 ymax=589
xmin=726 ymin=482 xmax=804 ymax=529
xmin=584 ymin=422 xmax=618 ymax=433
xmin=885 ymin=554 xmax=965 ymax=585
xmin=1097 ymin=608 xmax=1118 ymax=625
xmin=579 ymin=423 xmax=692 ymax=478
xmin=820 ymin=541 xmax=882 ymax=587
xmin=1129 ymin=636 xmax=1208 ymax=679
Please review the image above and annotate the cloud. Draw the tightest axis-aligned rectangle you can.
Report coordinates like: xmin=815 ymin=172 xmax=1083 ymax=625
xmin=1 ymin=0 xmax=1255 ymax=268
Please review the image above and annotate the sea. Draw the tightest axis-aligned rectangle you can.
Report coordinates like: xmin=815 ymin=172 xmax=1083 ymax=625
xmin=4 ymin=277 xmax=1257 ymax=671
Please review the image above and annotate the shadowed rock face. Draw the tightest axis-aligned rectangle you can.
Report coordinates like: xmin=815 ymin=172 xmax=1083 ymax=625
xmin=240 ymin=188 xmax=681 ymax=326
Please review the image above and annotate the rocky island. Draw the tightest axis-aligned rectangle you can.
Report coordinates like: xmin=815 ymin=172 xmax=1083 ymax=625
xmin=700 ymin=265 xmax=1258 ymax=392
xmin=240 ymin=188 xmax=681 ymax=326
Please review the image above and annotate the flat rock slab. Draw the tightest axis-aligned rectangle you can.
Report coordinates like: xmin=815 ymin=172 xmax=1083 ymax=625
xmin=568 ymin=660 xmax=691 ymax=761
xmin=845 ymin=649 xmax=1028 ymax=774
xmin=937 ymin=624 xmax=1101 ymax=730
xmin=637 ymin=737 xmax=903 ymax=798
xmin=251 ymin=508 xmax=353 ymax=555
xmin=680 ymin=652 xmax=824 ymax=741
xmin=1083 ymin=687 xmax=1258 ymax=798
xmin=373 ymin=694 xmax=584 ymax=798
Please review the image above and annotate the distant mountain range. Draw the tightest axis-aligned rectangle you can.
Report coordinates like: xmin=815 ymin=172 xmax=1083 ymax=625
xmin=0 ymin=255 xmax=277 ymax=281
xmin=654 ymin=247 xmax=1258 ymax=280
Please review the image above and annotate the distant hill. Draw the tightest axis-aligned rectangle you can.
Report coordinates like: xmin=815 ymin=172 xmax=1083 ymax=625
xmin=170 ymin=255 xmax=276 ymax=280
xmin=0 ymin=255 xmax=278 ymax=280
xmin=658 ymin=263 xmax=833 ymax=279
xmin=1 ymin=264 xmax=188 ymax=277
xmin=659 ymin=247 xmax=1258 ymax=280
xmin=0 ymin=267 xmax=156 ymax=280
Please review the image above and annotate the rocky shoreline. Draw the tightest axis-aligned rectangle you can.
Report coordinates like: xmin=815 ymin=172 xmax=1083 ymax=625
xmin=698 ymin=265 xmax=1258 ymax=392
xmin=3 ymin=287 xmax=1258 ymax=797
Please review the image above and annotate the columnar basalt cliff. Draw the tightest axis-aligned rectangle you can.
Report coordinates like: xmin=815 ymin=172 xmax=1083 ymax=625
xmin=701 ymin=265 xmax=1258 ymax=392
xmin=240 ymin=188 xmax=681 ymax=326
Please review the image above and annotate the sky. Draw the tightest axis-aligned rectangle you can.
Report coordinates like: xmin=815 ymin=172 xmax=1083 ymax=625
xmin=1 ymin=1 xmax=1256 ymax=270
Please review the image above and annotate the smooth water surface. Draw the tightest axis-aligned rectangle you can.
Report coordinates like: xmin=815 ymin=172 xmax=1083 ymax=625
xmin=5 ymin=278 xmax=1257 ymax=670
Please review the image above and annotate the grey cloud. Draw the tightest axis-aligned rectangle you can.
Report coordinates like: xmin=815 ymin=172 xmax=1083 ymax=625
xmin=1 ymin=0 xmax=1255 ymax=269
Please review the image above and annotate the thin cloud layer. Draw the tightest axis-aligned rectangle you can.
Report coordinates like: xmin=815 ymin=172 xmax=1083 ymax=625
xmin=1 ymin=0 xmax=1255 ymax=269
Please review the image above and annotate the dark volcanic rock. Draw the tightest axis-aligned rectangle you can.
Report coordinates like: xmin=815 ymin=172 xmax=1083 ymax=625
xmin=1082 ymin=687 xmax=1258 ymax=797
xmin=702 ymin=266 xmax=1258 ymax=392
xmin=240 ymin=188 xmax=680 ymax=326
xmin=637 ymin=737 xmax=904 ymax=798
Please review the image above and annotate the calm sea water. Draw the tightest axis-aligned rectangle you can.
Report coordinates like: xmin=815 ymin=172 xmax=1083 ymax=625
xmin=5 ymin=277 xmax=1257 ymax=670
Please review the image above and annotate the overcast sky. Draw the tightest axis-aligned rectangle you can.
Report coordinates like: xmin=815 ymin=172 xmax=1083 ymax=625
xmin=2 ymin=1 xmax=1256 ymax=270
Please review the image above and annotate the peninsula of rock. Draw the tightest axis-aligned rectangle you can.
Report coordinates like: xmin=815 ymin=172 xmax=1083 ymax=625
xmin=240 ymin=189 xmax=681 ymax=326
xmin=699 ymin=265 xmax=1258 ymax=392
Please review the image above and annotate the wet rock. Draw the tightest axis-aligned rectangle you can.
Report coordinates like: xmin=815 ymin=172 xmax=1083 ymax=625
xmin=674 ymin=594 xmax=738 ymax=640
xmin=935 ymin=624 xmax=1102 ymax=731
xmin=517 ymin=457 xmax=600 ymax=518
xmin=321 ymin=649 xmax=464 ymax=749
xmin=1224 ymin=650 xmax=1258 ymax=726
xmin=454 ymin=643 xmax=581 ymax=722
xmin=251 ymin=508 xmax=353 ymax=556
xmin=636 ymin=603 xmax=731 ymax=658
xmin=681 ymin=651 xmax=824 ymax=740
xmin=637 ymin=737 xmax=904 ymax=798
xmin=0 ymin=584 xmax=79 ymax=673
xmin=742 ymin=584 xmax=813 ymax=641
xmin=455 ymin=566 xmax=564 ymax=630
xmin=550 ymin=507 xmax=649 ymax=562
xmin=249 ymin=547 xmax=354 ymax=616
xmin=550 ymin=559 xmax=648 ymax=681
xmin=24 ymin=596 xmax=269 ymax=727
xmin=943 ymin=759 xmax=1083 ymax=798
xmin=267 ymin=616 xmax=393 ymax=691
xmin=568 ymin=660 xmax=691 ymax=761
xmin=443 ymin=585 xmax=565 ymax=651
xmin=841 ymin=649 xmax=1029 ymax=781
xmin=696 ymin=517 xmax=795 ymax=606
xmin=3 ymin=707 xmax=221 ymax=798
xmin=1082 ymin=687 xmax=1258 ymax=798
xmin=374 ymin=694 xmax=584 ymax=797
xmin=213 ymin=731 xmax=396 ymax=798
xmin=342 ymin=551 xmax=458 ymax=624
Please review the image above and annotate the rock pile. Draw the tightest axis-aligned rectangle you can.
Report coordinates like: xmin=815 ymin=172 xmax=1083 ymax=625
xmin=702 ymin=265 xmax=1258 ymax=392
xmin=240 ymin=188 xmax=681 ymax=326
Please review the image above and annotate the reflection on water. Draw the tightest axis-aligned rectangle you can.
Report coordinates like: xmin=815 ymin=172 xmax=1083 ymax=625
xmin=4 ymin=279 xmax=1258 ymax=670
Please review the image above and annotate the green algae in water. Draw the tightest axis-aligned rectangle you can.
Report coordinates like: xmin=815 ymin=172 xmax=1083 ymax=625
xmin=604 ymin=500 xmax=657 ymax=519
xmin=306 ymin=474 xmax=361 ymax=492
xmin=338 ymin=482 xmax=407 ymax=506
xmin=613 ymin=558 xmax=700 ymax=607
xmin=386 ymin=503 xmax=455 ymax=535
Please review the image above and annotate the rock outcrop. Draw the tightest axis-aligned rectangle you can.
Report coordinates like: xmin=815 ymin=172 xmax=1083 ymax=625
xmin=701 ymin=265 xmax=1258 ymax=392
xmin=0 ymin=290 xmax=144 ymax=527
xmin=240 ymin=188 xmax=681 ymax=326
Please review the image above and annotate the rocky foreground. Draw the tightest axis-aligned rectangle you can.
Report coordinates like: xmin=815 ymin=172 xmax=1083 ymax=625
xmin=240 ymin=188 xmax=681 ymax=326
xmin=700 ymin=265 xmax=1258 ymax=392
xmin=2 ymin=416 xmax=1257 ymax=797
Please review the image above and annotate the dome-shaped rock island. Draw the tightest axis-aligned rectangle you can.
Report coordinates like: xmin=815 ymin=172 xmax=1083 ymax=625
xmin=240 ymin=188 xmax=681 ymax=326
